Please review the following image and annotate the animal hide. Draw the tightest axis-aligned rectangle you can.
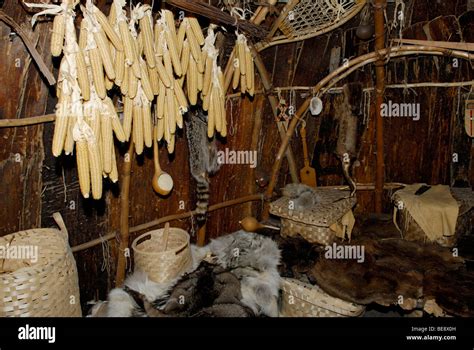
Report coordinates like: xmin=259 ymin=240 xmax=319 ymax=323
xmin=196 ymin=230 xmax=282 ymax=317
xmin=151 ymin=261 xmax=254 ymax=317
xmin=309 ymin=237 xmax=467 ymax=312
xmin=282 ymin=183 xmax=323 ymax=211
xmin=185 ymin=107 xmax=221 ymax=224
xmin=94 ymin=230 xmax=281 ymax=317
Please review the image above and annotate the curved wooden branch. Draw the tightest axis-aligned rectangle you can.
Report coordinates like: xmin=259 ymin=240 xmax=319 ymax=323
xmin=0 ymin=10 xmax=56 ymax=86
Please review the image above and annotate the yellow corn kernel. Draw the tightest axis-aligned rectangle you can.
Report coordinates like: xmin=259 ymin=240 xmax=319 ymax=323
xmin=101 ymin=113 xmax=113 ymax=174
xmin=140 ymin=14 xmax=156 ymax=68
xmin=133 ymin=102 xmax=144 ymax=155
xmin=155 ymin=57 xmax=171 ymax=88
xmin=142 ymin=101 xmax=153 ymax=148
xmin=76 ymin=50 xmax=90 ymax=101
xmin=51 ymin=14 xmax=65 ymax=57
xmin=156 ymin=115 xmax=164 ymax=141
xmin=119 ymin=20 xmax=135 ymax=66
xmin=94 ymin=29 xmax=116 ymax=80
xmin=165 ymin=29 xmax=182 ymax=77
xmin=52 ymin=97 xmax=69 ymax=156
xmin=122 ymin=95 xmax=133 ymax=141
xmin=188 ymin=17 xmax=205 ymax=46
xmin=187 ymin=55 xmax=198 ymax=105
xmin=166 ymin=88 xmax=176 ymax=134
xmin=128 ymin=66 xmax=138 ymax=99
xmin=87 ymin=138 xmax=103 ymax=200
xmin=89 ymin=47 xmax=107 ymax=99
xmin=93 ymin=5 xmax=124 ymax=51
xmin=148 ymin=65 xmax=160 ymax=95
xmin=76 ymin=140 xmax=91 ymax=198
xmin=156 ymin=81 xmax=166 ymax=119
xmin=140 ymin=60 xmax=155 ymax=102
xmin=202 ymin=54 xmax=213 ymax=96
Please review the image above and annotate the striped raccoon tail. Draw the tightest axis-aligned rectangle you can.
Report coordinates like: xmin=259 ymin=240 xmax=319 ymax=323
xmin=195 ymin=175 xmax=210 ymax=224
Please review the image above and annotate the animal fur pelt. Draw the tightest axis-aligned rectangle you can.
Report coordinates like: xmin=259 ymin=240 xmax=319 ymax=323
xmin=309 ymin=237 xmax=467 ymax=313
xmin=93 ymin=230 xmax=281 ymax=317
xmin=149 ymin=261 xmax=255 ymax=317
xmin=185 ymin=107 xmax=221 ymax=224
xmin=194 ymin=230 xmax=281 ymax=317
xmin=282 ymin=183 xmax=323 ymax=211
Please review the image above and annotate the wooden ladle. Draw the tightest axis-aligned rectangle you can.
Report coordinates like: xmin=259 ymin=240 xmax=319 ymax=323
xmin=239 ymin=216 xmax=280 ymax=232
xmin=152 ymin=134 xmax=173 ymax=196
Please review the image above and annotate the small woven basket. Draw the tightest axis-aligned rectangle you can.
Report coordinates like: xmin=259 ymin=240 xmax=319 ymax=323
xmin=132 ymin=227 xmax=192 ymax=283
xmin=280 ymin=278 xmax=365 ymax=317
xmin=0 ymin=213 xmax=81 ymax=317
xmin=270 ymin=189 xmax=356 ymax=245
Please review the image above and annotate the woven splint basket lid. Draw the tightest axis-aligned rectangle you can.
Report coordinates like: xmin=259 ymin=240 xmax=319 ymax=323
xmin=270 ymin=188 xmax=356 ymax=227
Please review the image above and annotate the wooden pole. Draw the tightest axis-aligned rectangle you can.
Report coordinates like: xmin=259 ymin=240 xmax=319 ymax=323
xmin=250 ymin=44 xmax=299 ymax=183
xmin=114 ymin=140 xmax=134 ymax=287
xmin=72 ymin=194 xmax=263 ymax=253
xmin=374 ymin=0 xmax=386 ymax=213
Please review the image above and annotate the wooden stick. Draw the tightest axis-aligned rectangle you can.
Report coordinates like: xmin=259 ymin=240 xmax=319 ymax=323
xmin=374 ymin=0 xmax=386 ymax=213
xmin=251 ymin=44 xmax=299 ymax=184
xmin=253 ymin=0 xmax=277 ymax=26
xmin=267 ymin=0 xmax=299 ymax=40
xmin=0 ymin=114 xmax=55 ymax=128
xmin=312 ymin=46 xmax=474 ymax=94
xmin=392 ymin=38 xmax=474 ymax=52
xmin=114 ymin=140 xmax=134 ymax=287
xmin=261 ymin=45 xmax=474 ymax=219
xmin=197 ymin=224 xmax=206 ymax=247
xmin=72 ymin=194 xmax=263 ymax=253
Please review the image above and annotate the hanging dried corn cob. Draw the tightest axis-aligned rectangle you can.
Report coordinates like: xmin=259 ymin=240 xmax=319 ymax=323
xmin=200 ymin=25 xmax=226 ymax=138
xmin=150 ymin=10 xmax=190 ymax=154
xmin=49 ymin=1 xmax=81 ymax=157
xmin=231 ymin=33 xmax=255 ymax=96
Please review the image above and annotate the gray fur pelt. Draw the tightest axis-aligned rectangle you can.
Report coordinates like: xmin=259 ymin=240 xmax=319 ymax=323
xmin=94 ymin=231 xmax=281 ymax=317
xmin=282 ymin=183 xmax=323 ymax=210
xmin=193 ymin=230 xmax=281 ymax=317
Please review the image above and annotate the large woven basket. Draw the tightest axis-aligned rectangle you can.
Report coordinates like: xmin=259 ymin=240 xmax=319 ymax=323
xmin=270 ymin=189 xmax=356 ymax=245
xmin=132 ymin=227 xmax=192 ymax=283
xmin=280 ymin=278 xmax=365 ymax=317
xmin=0 ymin=213 xmax=81 ymax=317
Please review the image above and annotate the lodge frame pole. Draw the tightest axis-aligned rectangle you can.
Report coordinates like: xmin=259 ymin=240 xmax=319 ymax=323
xmin=374 ymin=0 xmax=387 ymax=213
xmin=115 ymin=140 xmax=134 ymax=287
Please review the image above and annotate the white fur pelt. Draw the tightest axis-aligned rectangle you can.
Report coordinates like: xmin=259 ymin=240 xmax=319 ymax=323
xmin=94 ymin=230 xmax=281 ymax=317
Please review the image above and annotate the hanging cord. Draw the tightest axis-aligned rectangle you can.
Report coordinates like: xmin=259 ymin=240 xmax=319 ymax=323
xmin=100 ymin=235 xmax=112 ymax=274
xmin=390 ymin=0 xmax=406 ymax=40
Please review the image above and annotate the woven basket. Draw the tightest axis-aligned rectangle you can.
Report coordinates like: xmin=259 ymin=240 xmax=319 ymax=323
xmin=132 ymin=227 xmax=192 ymax=283
xmin=0 ymin=213 xmax=81 ymax=317
xmin=280 ymin=278 xmax=365 ymax=317
xmin=270 ymin=189 xmax=356 ymax=245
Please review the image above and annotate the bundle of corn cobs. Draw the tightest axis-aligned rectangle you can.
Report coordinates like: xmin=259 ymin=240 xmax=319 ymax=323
xmin=42 ymin=0 xmax=252 ymax=200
